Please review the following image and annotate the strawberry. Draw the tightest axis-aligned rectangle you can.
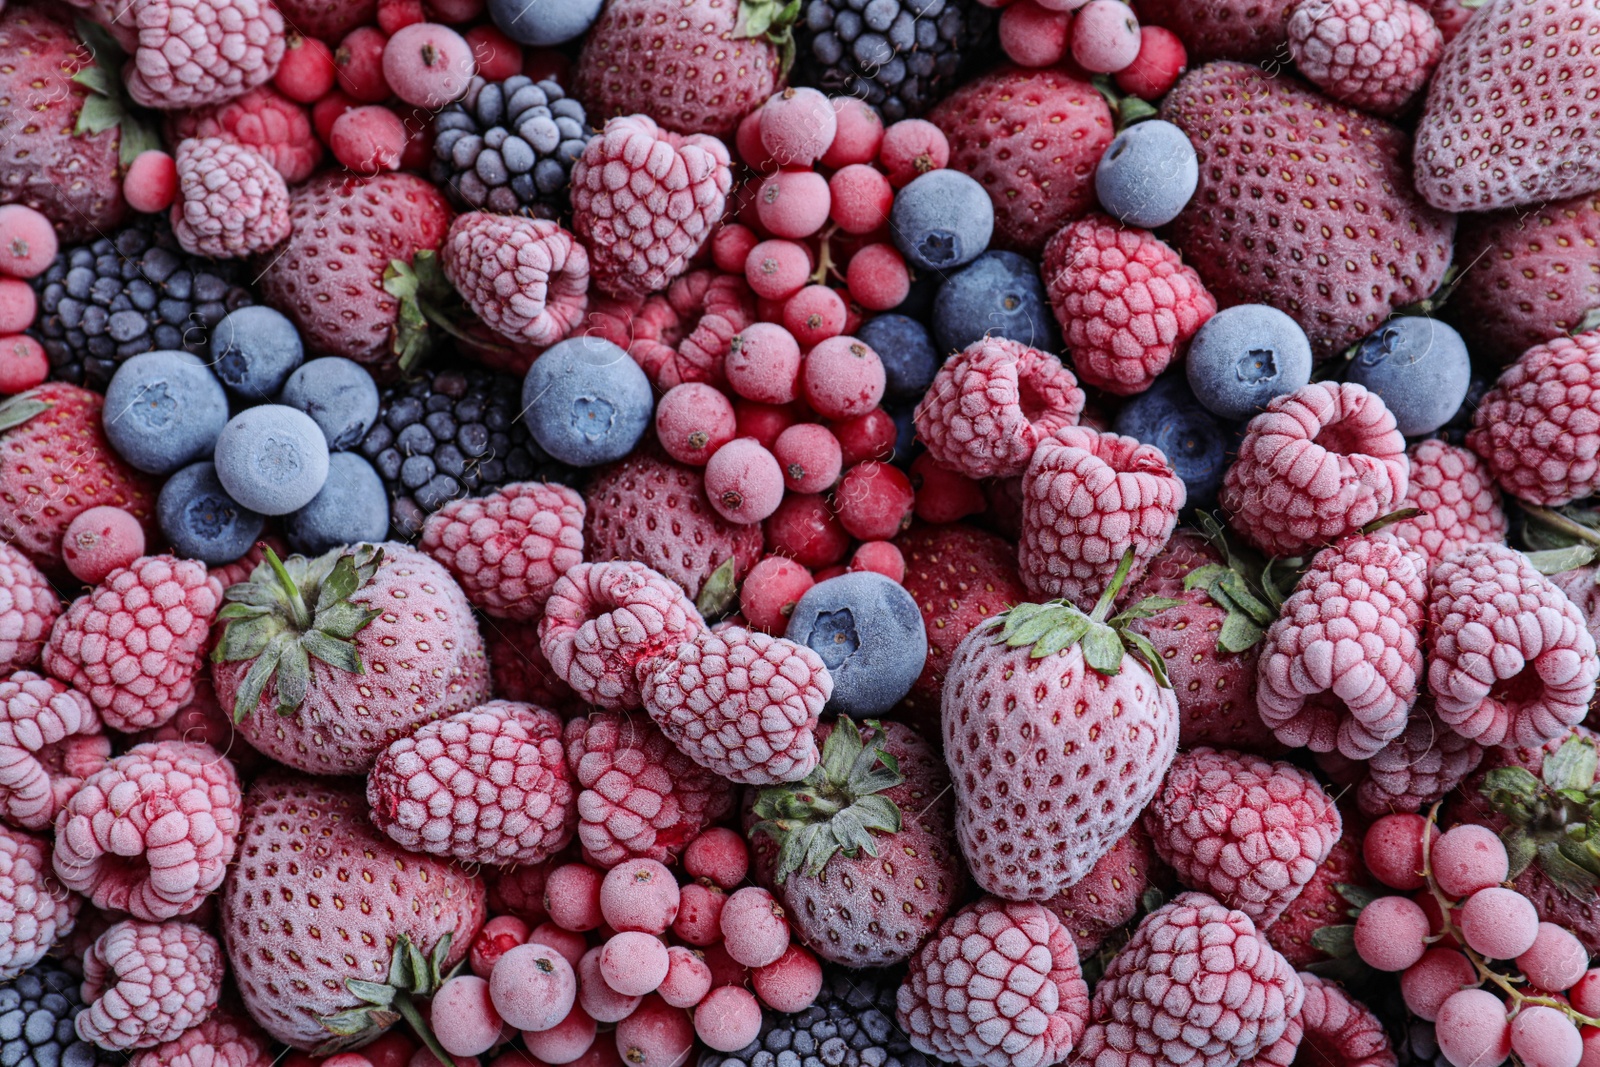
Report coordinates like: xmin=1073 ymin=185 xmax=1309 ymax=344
xmin=1262 ymin=815 xmax=1371 ymax=968
xmin=1136 ymin=0 xmax=1298 ymax=63
xmin=746 ymin=718 xmax=965 ymax=968
xmin=273 ymin=0 xmax=375 ymax=40
xmin=1160 ymin=61 xmax=1456 ymax=359
xmin=221 ymin=773 xmax=486 ymax=1053
xmin=1413 ymin=0 xmax=1600 ymax=213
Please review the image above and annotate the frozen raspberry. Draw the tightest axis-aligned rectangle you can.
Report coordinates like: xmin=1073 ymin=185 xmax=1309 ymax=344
xmin=571 ymin=115 xmax=733 ymax=299
xmin=127 ymin=1013 xmax=275 ymax=1067
xmin=563 ymin=710 xmax=735 ymax=868
xmin=420 ymin=482 xmax=586 ymax=622
xmin=1043 ymin=824 xmax=1166 ymax=955
xmin=170 ymin=138 xmax=291 ymax=259
xmin=1386 ymin=439 xmax=1508 ymax=568
xmin=1332 ymin=699 xmax=1485 ymax=818
xmin=539 ymin=561 xmax=707 ymax=710
xmin=52 ymin=741 xmax=241 ymax=921
xmin=1294 ymin=974 xmax=1396 ymax=1067
xmin=1221 ymin=383 xmax=1410 ymax=557
xmin=1257 ymin=532 xmax=1425 ymax=759
xmin=915 ymin=337 xmax=1087 ymax=479
xmin=1075 ymin=892 xmax=1304 ymax=1067
xmin=77 ymin=920 xmax=223 ymax=1050
xmin=164 ymin=86 xmax=322 ymax=183
xmin=1043 ymin=213 xmax=1217 ymax=396
xmin=367 ymin=701 xmax=576 ymax=867
xmin=0 ymin=542 xmax=58 ymax=675
xmin=1426 ymin=544 xmax=1598 ymax=747
xmin=42 ymin=555 xmax=219 ymax=734
xmin=440 ymin=213 xmax=589 ymax=347
xmin=591 ymin=271 xmax=757 ymax=392
xmin=1262 ymin=821 xmax=1368 ymax=968
xmin=897 ymin=897 xmax=1089 ymax=1067
xmin=125 ymin=0 xmax=286 ymax=109
xmin=0 ymin=824 xmax=77 ymax=981
xmin=1287 ymin=0 xmax=1443 ymax=116
xmin=641 ymin=625 xmax=828 ymax=785
xmin=1019 ymin=425 xmax=1186 ymax=607
xmin=0 ymin=671 xmax=108 ymax=831
xmin=1146 ymin=748 xmax=1342 ymax=926
xmin=1468 ymin=332 xmax=1600 ymax=506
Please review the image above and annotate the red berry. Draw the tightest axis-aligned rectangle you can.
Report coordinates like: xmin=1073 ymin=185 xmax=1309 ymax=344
xmin=1437 ymin=989 xmax=1512 ymax=1067
xmin=1433 ymin=824 xmax=1511 ymax=899
xmin=745 ymin=240 xmax=812 ymax=301
xmin=0 ymin=205 xmax=54 ymax=281
xmin=835 ymin=462 xmax=915 ymax=541
xmin=1402 ymin=948 xmax=1478 ymax=1021
xmin=735 ymin=400 xmax=803 ymax=450
xmin=1001 ymin=0 xmax=1072 ymax=66
xmin=910 ymin=452 xmax=986 ymax=523
xmin=489 ymin=942 xmax=577 ymax=1033
xmin=821 ymin=97 xmax=884 ymax=168
xmin=764 ymin=494 xmax=849 ymax=568
xmin=310 ymin=88 xmax=355 ymax=142
xmin=334 ymin=27 xmax=391 ymax=102
xmin=845 ymin=243 xmax=911 ymax=311
xmin=579 ymin=945 xmax=641 ymax=1023
xmin=1513 ymin=1006 xmax=1584 ymax=1067
xmin=330 ymin=105 xmax=406 ymax=173
xmin=276 ymin=34 xmax=338 ymax=103
xmin=425 ymin=0 xmax=484 ymax=22
xmin=760 ymin=87 xmax=837 ymax=168
xmin=544 ymin=863 xmax=604 ymax=932
xmin=1072 ymin=0 xmax=1142 ymax=72
xmin=599 ymin=859 xmax=681 ymax=936
xmin=879 ymin=119 xmax=950 ymax=188
xmin=714 ymin=224 xmax=760 ymax=274
xmin=1460 ymin=886 xmax=1541 ymax=959
xmin=1363 ymin=813 xmax=1434 ymax=890
xmin=774 ymin=423 xmax=843 ymax=494
xmin=376 ymin=0 xmax=425 ymax=33
xmin=1354 ymin=895 xmax=1430 ymax=971
xmin=658 ymin=945 xmax=712 ymax=1009
xmin=463 ymin=25 xmax=521 ymax=80
xmin=614 ymin=996 xmax=694 ymax=1067
xmin=431 ymin=975 xmax=502 ymax=1058
xmin=530 ymin=922 xmax=588 ymax=968
xmin=784 ymin=285 xmax=848 ymax=348
xmin=705 ymin=438 xmax=786 ymax=524
xmin=727 ymin=323 xmax=803 ymax=404
xmin=1115 ymin=25 xmax=1188 ymax=98
xmin=804 ymin=336 xmax=886 ymax=420
xmin=1571 ymin=970 xmax=1600 ymax=1016
xmin=695 ymin=987 xmax=763 ymax=1052
xmin=683 ymin=828 xmax=749 ymax=889
xmin=751 ymin=945 xmax=823 ymax=1013
xmin=756 ymin=170 xmax=831 ymax=240
xmin=599 ymin=931 xmax=670 ymax=997
xmin=736 ymin=109 xmax=774 ymax=171
xmin=522 ymin=1005 xmax=598 ymax=1065
xmin=0 ymin=281 xmax=35 ymax=335
xmin=122 ymin=151 xmax=178 ymax=214
xmin=62 ymin=507 xmax=145 ymax=586
xmin=672 ymin=883 xmax=727 ymax=947
xmin=829 ymin=165 xmax=893 ymax=234
xmin=655 ymin=384 xmax=737 ymax=466
xmin=738 ymin=556 xmax=816 ymax=635
xmin=720 ymin=887 xmax=790 ymax=968
xmin=849 ymin=541 xmax=906 ymax=583
xmin=470 ymin=915 xmax=531 ymax=979
xmin=382 ymin=23 xmax=475 ymax=108
xmin=1519 ymin=923 xmax=1591 ymax=993
xmin=0 ymin=336 xmax=47 ymax=395
xmin=830 ymin=408 xmax=898 ymax=466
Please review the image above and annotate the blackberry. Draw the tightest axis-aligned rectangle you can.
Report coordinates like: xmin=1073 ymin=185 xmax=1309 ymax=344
xmin=28 ymin=215 xmax=254 ymax=390
xmin=431 ymin=76 xmax=594 ymax=219
xmin=359 ymin=362 xmax=579 ymax=537
xmin=795 ymin=0 xmax=996 ymax=122
xmin=701 ymin=967 xmax=938 ymax=1067
xmin=0 ymin=958 xmax=102 ymax=1067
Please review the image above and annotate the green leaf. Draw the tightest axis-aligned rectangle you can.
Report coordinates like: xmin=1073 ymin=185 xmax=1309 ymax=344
xmin=1001 ymin=602 xmax=1051 ymax=635
xmin=383 ymin=258 xmax=437 ymax=376
xmin=1110 ymin=596 xmax=1185 ymax=624
xmin=303 ymin=631 xmax=363 ymax=675
xmin=1121 ymin=630 xmax=1171 ymax=689
xmin=1503 ymin=826 xmax=1538 ymax=879
xmin=275 ymin=640 xmax=311 ymax=715
xmin=1359 ymin=507 xmax=1420 ymax=535
xmin=1483 ymin=766 xmax=1544 ymax=801
xmin=1034 ymin=618 xmax=1090 ymax=658
xmin=1310 ymin=924 xmax=1357 ymax=959
xmin=1539 ymin=839 xmax=1600 ymax=896
xmin=802 ymin=822 xmax=839 ymax=876
xmin=71 ymin=65 xmax=113 ymax=98
xmin=1333 ymin=882 xmax=1378 ymax=912
xmin=820 ymin=716 xmax=865 ymax=780
xmin=216 ymin=601 xmax=270 ymax=621
xmin=316 ymin=601 xmax=381 ymax=641
xmin=829 ymin=806 xmax=873 ymax=855
xmin=1526 ymin=545 xmax=1598 ymax=576
xmin=696 ymin=557 xmax=739 ymax=618
xmin=1574 ymin=306 xmax=1600 ymax=336
xmin=1080 ymin=622 xmax=1124 ymax=676
xmin=1217 ymin=612 xmax=1265 ymax=654
xmin=1006 ymin=607 xmax=1072 ymax=648
xmin=0 ymin=395 xmax=52 ymax=434
xmin=1117 ymin=95 xmax=1159 ymax=129
xmin=742 ymin=3 xmax=774 ymax=37
xmin=230 ymin=637 xmax=286 ymax=721
xmin=1139 ymin=887 xmax=1166 ymax=915
xmin=344 ymin=979 xmax=396 ymax=1007
xmin=1542 ymin=735 xmax=1598 ymax=792
xmin=318 ymin=1005 xmax=400 ymax=1038
xmin=217 ymin=613 xmax=277 ymax=663
xmin=850 ymin=794 xmax=902 ymax=837
xmin=316 ymin=551 xmax=362 ymax=615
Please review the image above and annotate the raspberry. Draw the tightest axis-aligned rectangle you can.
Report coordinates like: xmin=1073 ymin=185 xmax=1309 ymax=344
xmin=1426 ymin=544 xmax=1598 ymax=748
xmin=1074 ymin=892 xmax=1304 ymax=1067
xmin=440 ymin=213 xmax=589 ymax=347
xmin=170 ymin=138 xmax=292 ymax=259
xmin=51 ymin=741 xmax=241 ymax=921
xmin=126 ymin=1014 xmax=274 ymax=1067
xmin=42 ymin=555 xmax=220 ymax=733
xmin=1019 ymin=425 xmax=1186 ymax=607
xmin=586 ymin=271 xmax=757 ymax=393
xmin=1386 ymin=439 xmax=1508 ymax=568
xmin=124 ymin=0 xmax=286 ymax=109
xmin=1042 ymin=214 xmax=1217 ymax=396
xmin=164 ymin=85 xmax=322 ymax=183
xmin=483 ymin=617 xmax=574 ymax=710
xmin=1294 ymin=974 xmax=1396 ymax=1067
xmin=1257 ymin=532 xmax=1426 ymax=759
xmin=1043 ymin=825 xmax=1165 ymax=955
xmin=835 ymin=461 xmax=915 ymax=541
xmin=1342 ymin=699 xmax=1485 ymax=817
xmin=784 ymin=285 xmax=848 ymax=349
xmin=563 ymin=710 xmax=735 ymax=868
xmin=77 ymin=920 xmax=223 ymax=1050
xmin=571 ymin=115 xmax=733 ymax=299
xmin=0 ymin=825 xmax=77 ymax=981
xmin=1220 ymin=382 xmax=1410 ymax=557
xmin=879 ymin=119 xmax=950 ymax=188
xmin=1468 ymin=332 xmax=1600 ymax=506
xmin=1263 ymin=821 xmax=1368 ymax=968
xmin=1287 ymin=0 xmax=1443 ymax=114
xmin=641 ymin=625 xmax=828 ymax=785
xmin=420 ymin=481 xmax=586 ymax=622
xmin=367 ymin=701 xmax=576 ymax=866
xmin=704 ymin=438 xmax=786 ymax=525
xmin=1146 ymin=748 xmax=1342 ymax=926
xmin=0 ymin=542 xmax=58 ymax=675
xmin=656 ymin=384 xmax=737 ymax=467
xmin=0 ymin=670 xmax=108 ymax=831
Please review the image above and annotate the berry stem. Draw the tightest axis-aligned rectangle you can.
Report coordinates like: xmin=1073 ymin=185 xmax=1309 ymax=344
xmin=1090 ymin=549 xmax=1137 ymax=623
xmin=1521 ymin=504 xmax=1600 ymax=549
xmin=262 ymin=546 xmax=312 ymax=631
xmin=809 ymin=224 xmax=842 ymax=286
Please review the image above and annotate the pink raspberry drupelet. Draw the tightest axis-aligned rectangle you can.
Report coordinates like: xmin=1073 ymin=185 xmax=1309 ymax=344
xmin=0 ymin=541 xmax=58 ymax=674
xmin=1287 ymin=0 xmax=1443 ymax=115
xmin=592 ymin=269 xmax=758 ymax=392
xmin=170 ymin=138 xmax=291 ymax=260
xmin=420 ymin=481 xmax=586 ymax=622
xmin=0 ymin=823 xmax=78 ymax=980
xmin=126 ymin=1013 xmax=275 ymax=1067
xmin=77 ymin=919 xmax=224 ymax=1050
xmin=1221 ymin=382 xmax=1410 ymax=557
xmin=915 ymin=337 xmax=1086 ymax=479
xmin=1339 ymin=699 xmax=1484 ymax=817
xmin=124 ymin=0 xmax=287 ymax=109
xmin=0 ymin=670 xmax=109 ymax=830
xmin=441 ymin=213 xmax=590 ymax=347
xmin=1294 ymin=974 xmax=1397 ymax=1067
xmin=1386 ymin=439 xmax=1507 ymax=568
xmin=1468 ymin=332 xmax=1600 ymax=507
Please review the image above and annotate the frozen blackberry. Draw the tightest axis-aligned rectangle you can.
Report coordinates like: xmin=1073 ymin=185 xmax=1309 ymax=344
xmin=431 ymin=75 xmax=594 ymax=219
xmin=28 ymin=216 xmax=255 ymax=389
xmin=701 ymin=967 xmax=937 ymax=1067
xmin=359 ymin=362 xmax=579 ymax=537
xmin=796 ymin=0 xmax=996 ymax=122
xmin=0 ymin=958 xmax=103 ymax=1067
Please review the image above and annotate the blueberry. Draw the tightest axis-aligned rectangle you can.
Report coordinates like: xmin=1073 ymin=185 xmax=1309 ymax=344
xmin=890 ymin=170 xmax=994 ymax=272
xmin=209 ymin=306 xmax=304 ymax=399
xmin=932 ymin=250 xmax=1059 ymax=355
xmin=286 ymin=453 xmax=390 ymax=554
xmin=1112 ymin=373 xmax=1233 ymax=507
xmin=1346 ymin=317 xmax=1471 ymax=437
xmin=488 ymin=0 xmax=602 ymax=44
xmin=278 ymin=357 xmax=380 ymax=450
xmin=785 ymin=571 xmax=927 ymax=718
xmin=102 ymin=350 xmax=230 ymax=475
xmin=1094 ymin=119 xmax=1199 ymax=229
xmin=521 ymin=335 xmax=653 ymax=467
xmin=157 ymin=461 xmax=265 ymax=566
xmin=857 ymin=314 xmax=939 ymax=405
xmin=892 ymin=268 xmax=942 ymax=321
xmin=213 ymin=404 xmax=331 ymax=516
xmin=1185 ymin=305 xmax=1314 ymax=422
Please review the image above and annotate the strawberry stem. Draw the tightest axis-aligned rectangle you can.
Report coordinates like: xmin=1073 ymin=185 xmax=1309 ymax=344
xmin=1522 ymin=504 xmax=1600 ymax=550
xmin=1090 ymin=549 xmax=1137 ymax=624
xmin=262 ymin=546 xmax=312 ymax=630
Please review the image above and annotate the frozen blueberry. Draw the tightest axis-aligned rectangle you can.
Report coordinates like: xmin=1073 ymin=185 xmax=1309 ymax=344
xmin=488 ymin=0 xmax=602 ymax=44
xmin=213 ymin=404 xmax=331 ymax=516
xmin=1346 ymin=317 xmax=1471 ymax=437
xmin=209 ymin=306 xmax=304 ymax=400
xmin=278 ymin=357 xmax=381 ymax=450
xmin=521 ymin=335 xmax=653 ymax=467
xmin=157 ymin=461 xmax=265 ymax=566
xmin=285 ymin=453 xmax=390 ymax=554
xmin=857 ymin=314 xmax=939 ymax=406
xmin=1112 ymin=373 xmax=1233 ymax=508
xmin=932 ymin=251 xmax=1059 ymax=355
xmin=890 ymin=170 xmax=994 ymax=273
xmin=1185 ymin=305 xmax=1313 ymax=422
xmin=102 ymin=350 xmax=230 ymax=475
xmin=785 ymin=571 xmax=927 ymax=718
xmin=1094 ymin=119 xmax=1199 ymax=229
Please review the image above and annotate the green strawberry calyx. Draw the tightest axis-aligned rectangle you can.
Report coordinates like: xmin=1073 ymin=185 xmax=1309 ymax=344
xmin=734 ymin=0 xmax=802 ymax=75
xmin=1480 ymin=732 xmax=1600 ymax=897
xmin=318 ymin=932 xmax=458 ymax=1062
xmin=752 ymin=717 xmax=905 ymax=883
xmin=72 ymin=19 xmax=162 ymax=166
xmin=383 ymin=250 xmax=517 ymax=377
xmin=0 ymin=391 xmax=54 ymax=435
xmin=212 ymin=544 xmax=384 ymax=722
